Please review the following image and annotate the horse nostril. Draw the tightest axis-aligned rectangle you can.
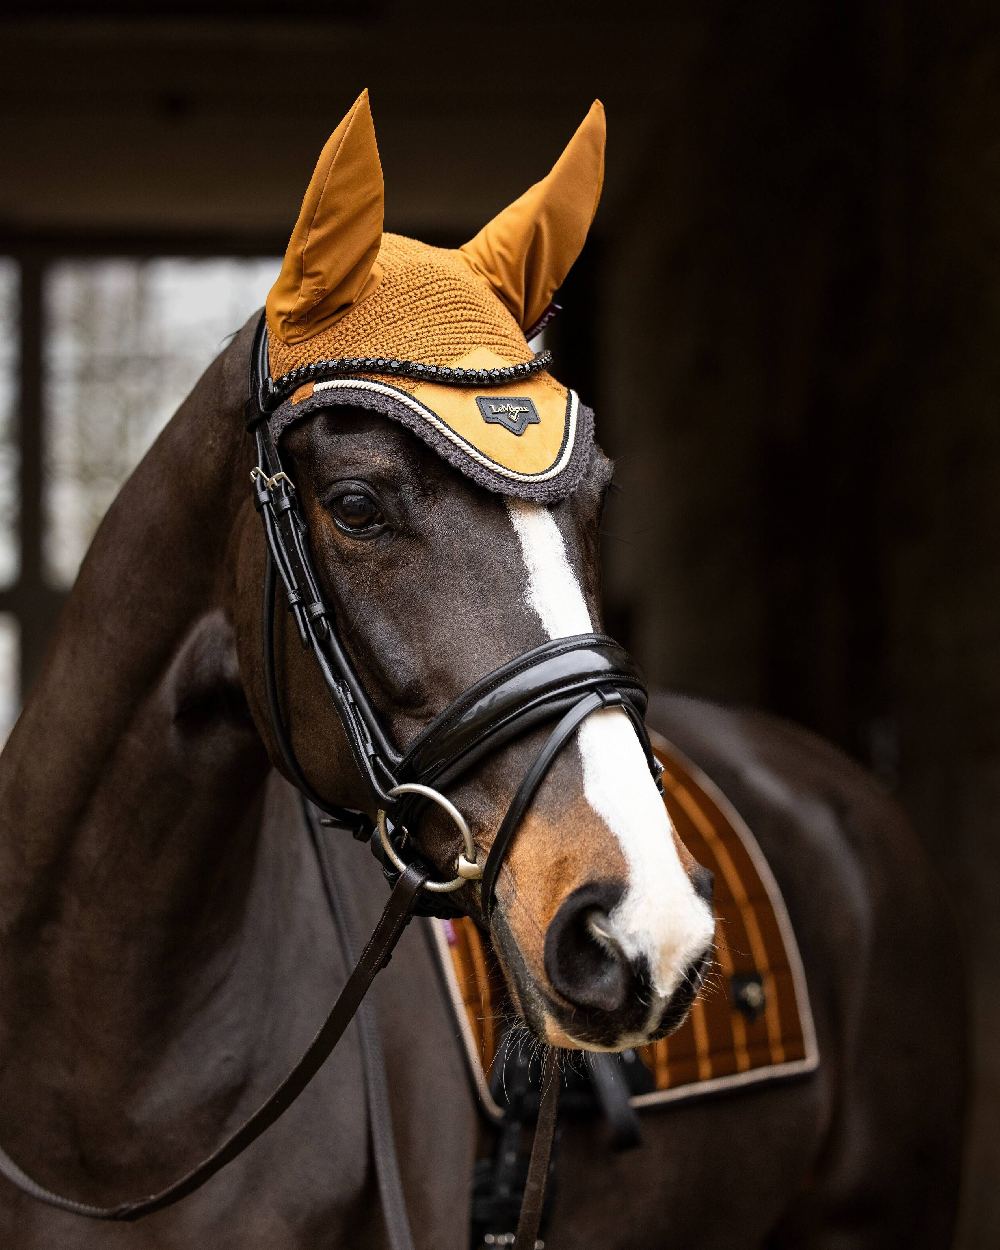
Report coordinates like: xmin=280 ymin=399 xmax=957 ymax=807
xmin=544 ymin=883 xmax=632 ymax=1015
xmin=691 ymin=864 xmax=714 ymax=905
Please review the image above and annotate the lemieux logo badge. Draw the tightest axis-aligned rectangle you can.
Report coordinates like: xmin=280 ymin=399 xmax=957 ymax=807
xmin=475 ymin=396 xmax=540 ymax=436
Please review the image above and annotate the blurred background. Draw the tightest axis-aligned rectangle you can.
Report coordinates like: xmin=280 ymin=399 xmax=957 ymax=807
xmin=1 ymin=3 xmax=996 ymax=1245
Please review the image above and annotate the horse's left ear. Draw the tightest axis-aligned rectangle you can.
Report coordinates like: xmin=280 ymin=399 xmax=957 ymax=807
xmin=460 ymin=100 xmax=605 ymax=333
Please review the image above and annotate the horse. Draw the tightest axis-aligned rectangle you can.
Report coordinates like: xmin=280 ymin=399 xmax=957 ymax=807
xmin=0 ymin=92 xmax=964 ymax=1249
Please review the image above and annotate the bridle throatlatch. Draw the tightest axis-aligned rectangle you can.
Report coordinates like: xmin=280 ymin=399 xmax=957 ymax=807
xmin=0 ymin=315 xmax=660 ymax=1247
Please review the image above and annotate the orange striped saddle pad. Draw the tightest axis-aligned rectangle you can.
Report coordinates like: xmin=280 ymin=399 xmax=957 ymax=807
xmin=431 ymin=734 xmax=818 ymax=1114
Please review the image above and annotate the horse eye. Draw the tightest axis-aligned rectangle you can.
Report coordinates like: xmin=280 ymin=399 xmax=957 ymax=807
xmin=329 ymin=490 xmax=384 ymax=536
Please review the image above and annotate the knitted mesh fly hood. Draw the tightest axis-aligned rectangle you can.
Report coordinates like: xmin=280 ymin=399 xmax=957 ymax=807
xmin=264 ymin=90 xmax=605 ymax=502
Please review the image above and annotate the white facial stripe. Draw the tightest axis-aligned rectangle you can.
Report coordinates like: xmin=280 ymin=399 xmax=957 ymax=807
xmin=506 ymin=500 xmax=714 ymax=1000
xmin=507 ymin=498 xmax=592 ymax=633
xmin=577 ymin=711 xmax=715 ymax=997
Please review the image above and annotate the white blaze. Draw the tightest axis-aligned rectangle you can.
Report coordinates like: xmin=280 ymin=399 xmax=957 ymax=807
xmin=506 ymin=500 xmax=714 ymax=1000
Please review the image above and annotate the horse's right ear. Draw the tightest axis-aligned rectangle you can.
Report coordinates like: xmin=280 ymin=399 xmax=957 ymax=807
xmin=267 ymin=90 xmax=384 ymax=347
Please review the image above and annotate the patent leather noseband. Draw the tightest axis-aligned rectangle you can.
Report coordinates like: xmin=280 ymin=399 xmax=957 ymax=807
xmin=0 ymin=314 xmax=658 ymax=1247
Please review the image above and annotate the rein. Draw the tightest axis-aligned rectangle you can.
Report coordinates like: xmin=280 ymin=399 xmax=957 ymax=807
xmin=0 ymin=314 xmax=659 ymax=1246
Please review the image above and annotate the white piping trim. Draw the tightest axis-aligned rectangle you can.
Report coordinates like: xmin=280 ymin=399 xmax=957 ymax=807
xmin=310 ymin=378 xmax=579 ymax=483
xmin=646 ymin=728 xmax=820 ymax=1075
xmin=629 ymin=1055 xmax=820 ymax=1108
xmin=429 ymin=920 xmax=506 ymax=1123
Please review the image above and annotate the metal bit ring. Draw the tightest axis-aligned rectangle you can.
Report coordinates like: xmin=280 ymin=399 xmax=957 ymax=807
xmin=377 ymin=783 xmax=483 ymax=893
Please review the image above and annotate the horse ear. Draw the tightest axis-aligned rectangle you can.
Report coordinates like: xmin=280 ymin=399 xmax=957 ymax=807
xmin=460 ymin=100 xmax=605 ymax=333
xmin=267 ymin=90 xmax=384 ymax=347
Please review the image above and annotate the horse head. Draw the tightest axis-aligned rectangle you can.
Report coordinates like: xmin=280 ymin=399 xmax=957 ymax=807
xmin=233 ymin=91 xmax=715 ymax=1052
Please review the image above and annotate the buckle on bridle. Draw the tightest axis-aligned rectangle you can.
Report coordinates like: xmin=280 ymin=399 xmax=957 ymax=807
xmin=376 ymin=783 xmax=483 ymax=894
xmin=250 ymin=466 xmax=296 ymax=493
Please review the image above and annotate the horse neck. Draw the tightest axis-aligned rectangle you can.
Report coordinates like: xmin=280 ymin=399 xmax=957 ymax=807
xmin=0 ymin=325 xmax=305 ymax=1168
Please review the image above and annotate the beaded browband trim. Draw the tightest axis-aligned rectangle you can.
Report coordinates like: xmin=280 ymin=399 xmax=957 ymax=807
xmin=265 ymin=349 xmax=554 ymax=412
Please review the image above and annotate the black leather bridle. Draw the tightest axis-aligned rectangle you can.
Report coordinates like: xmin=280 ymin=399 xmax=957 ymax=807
xmin=247 ymin=314 xmax=659 ymax=921
xmin=0 ymin=313 xmax=658 ymax=1248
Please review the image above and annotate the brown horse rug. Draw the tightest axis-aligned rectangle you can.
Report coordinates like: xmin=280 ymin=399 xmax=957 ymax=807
xmin=431 ymin=733 xmax=819 ymax=1118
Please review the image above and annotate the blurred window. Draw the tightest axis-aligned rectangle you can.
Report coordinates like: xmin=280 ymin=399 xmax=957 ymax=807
xmin=45 ymin=257 xmax=277 ymax=586
xmin=0 ymin=251 xmax=278 ymax=739
xmin=0 ymin=616 xmax=18 ymax=741
xmin=0 ymin=260 xmax=19 ymax=588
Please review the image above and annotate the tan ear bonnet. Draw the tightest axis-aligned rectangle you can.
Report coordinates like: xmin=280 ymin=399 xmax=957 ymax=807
xmin=264 ymin=230 xmax=597 ymax=502
xmin=264 ymin=94 xmax=604 ymax=503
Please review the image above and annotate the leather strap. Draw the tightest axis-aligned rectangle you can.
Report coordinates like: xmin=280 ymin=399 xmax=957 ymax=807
xmin=303 ymin=798 xmax=416 ymax=1250
xmin=0 ymin=864 xmax=427 ymax=1221
xmin=263 ymin=554 xmax=370 ymax=834
xmin=512 ymin=1050 xmax=561 ymax=1250
xmin=398 ymin=637 xmax=647 ymax=792
xmin=481 ymin=689 xmax=611 ymax=922
xmin=253 ymin=421 xmax=399 ymax=813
